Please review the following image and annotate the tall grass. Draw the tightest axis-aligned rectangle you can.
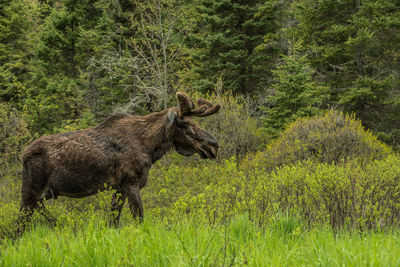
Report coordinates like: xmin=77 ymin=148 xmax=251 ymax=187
xmin=1 ymin=214 xmax=400 ymax=266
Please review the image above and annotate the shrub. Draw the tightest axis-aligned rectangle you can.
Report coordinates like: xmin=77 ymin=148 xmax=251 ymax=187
xmin=252 ymin=110 xmax=392 ymax=170
xmin=149 ymin=155 xmax=400 ymax=230
xmin=253 ymin=157 xmax=400 ymax=230
xmin=1 ymin=109 xmax=397 ymax=232
xmin=0 ymin=103 xmax=31 ymax=175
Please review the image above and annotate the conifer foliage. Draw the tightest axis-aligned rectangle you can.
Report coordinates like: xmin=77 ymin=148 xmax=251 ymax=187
xmin=264 ymin=41 xmax=328 ymax=134
xmin=0 ymin=0 xmax=34 ymax=104
xmin=190 ymin=0 xmax=282 ymax=94
xmin=291 ymin=0 xmax=400 ymax=143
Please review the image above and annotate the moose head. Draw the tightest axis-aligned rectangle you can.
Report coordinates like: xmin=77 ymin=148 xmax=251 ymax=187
xmin=167 ymin=92 xmax=220 ymax=159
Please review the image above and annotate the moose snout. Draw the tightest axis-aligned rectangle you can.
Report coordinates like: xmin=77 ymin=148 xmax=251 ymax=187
xmin=196 ymin=130 xmax=219 ymax=159
xmin=203 ymin=132 xmax=218 ymax=147
xmin=205 ymin=134 xmax=219 ymax=159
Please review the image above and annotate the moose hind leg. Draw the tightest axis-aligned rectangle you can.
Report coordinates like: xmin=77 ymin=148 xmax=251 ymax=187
xmin=18 ymin=159 xmax=48 ymax=232
xmin=110 ymin=191 xmax=126 ymax=227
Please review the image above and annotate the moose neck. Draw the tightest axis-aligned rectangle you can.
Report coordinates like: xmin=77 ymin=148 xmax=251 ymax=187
xmin=140 ymin=109 xmax=175 ymax=163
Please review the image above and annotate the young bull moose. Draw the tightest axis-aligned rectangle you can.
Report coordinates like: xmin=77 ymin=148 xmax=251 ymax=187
xmin=19 ymin=92 xmax=220 ymax=230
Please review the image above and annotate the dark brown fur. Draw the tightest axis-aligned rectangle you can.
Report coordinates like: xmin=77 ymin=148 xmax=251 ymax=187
xmin=19 ymin=93 xmax=220 ymax=229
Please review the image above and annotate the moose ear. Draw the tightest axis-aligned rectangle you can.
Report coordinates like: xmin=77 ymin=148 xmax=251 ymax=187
xmin=167 ymin=110 xmax=177 ymax=126
xmin=176 ymin=92 xmax=194 ymax=115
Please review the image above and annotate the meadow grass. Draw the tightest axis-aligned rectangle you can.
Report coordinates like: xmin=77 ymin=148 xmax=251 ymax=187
xmin=1 ymin=213 xmax=400 ymax=267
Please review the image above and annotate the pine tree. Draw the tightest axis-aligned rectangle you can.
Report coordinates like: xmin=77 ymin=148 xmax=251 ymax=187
xmin=190 ymin=0 xmax=282 ymax=94
xmin=291 ymin=0 xmax=400 ymax=143
xmin=26 ymin=1 xmax=80 ymax=133
xmin=0 ymin=0 xmax=35 ymax=104
xmin=26 ymin=0 xmax=108 ymax=133
xmin=264 ymin=40 xmax=328 ymax=135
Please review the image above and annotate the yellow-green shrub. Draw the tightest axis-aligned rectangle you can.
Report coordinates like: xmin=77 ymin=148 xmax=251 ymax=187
xmin=144 ymin=155 xmax=400 ymax=230
xmin=1 ymin=107 xmax=398 ymax=232
xmin=252 ymin=110 xmax=392 ymax=170
xmin=256 ymin=156 xmax=400 ymax=229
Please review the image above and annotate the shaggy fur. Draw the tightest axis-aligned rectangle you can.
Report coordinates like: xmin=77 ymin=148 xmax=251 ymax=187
xmin=19 ymin=93 xmax=219 ymax=229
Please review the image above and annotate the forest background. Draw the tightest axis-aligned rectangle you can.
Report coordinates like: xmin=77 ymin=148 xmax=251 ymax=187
xmin=1 ymin=0 xmax=400 ymax=149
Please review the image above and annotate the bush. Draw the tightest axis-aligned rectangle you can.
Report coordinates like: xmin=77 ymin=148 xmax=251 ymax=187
xmin=0 ymin=103 xmax=31 ymax=175
xmin=140 ymin=112 xmax=396 ymax=230
xmin=252 ymin=110 xmax=392 ymax=171
xmin=145 ymin=155 xmax=400 ymax=230
xmin=1 ymin=109 xmax=397 ymax=232
xmin=251 ymin=156 xmax=400 ymax=230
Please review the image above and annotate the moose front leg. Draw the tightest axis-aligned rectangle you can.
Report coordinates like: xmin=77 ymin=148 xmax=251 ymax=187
xmin=127 ymin=186 xmax=143 ymax=222
xmin=110 ymin=191 xmax=127 ymax=227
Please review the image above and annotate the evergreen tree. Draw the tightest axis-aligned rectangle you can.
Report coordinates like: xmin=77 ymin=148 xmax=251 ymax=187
xmin=264 ymin=41 xmax=328 ymax=135
xmin=26 ymin=0 xmax=132 ymax=133
xmin=291 ymin=0 xmax=400 ymax=143
xmin=0 ymin=0 xmax=34 ymax=104
xmin=77 ymin=0 xmax=134 ymax=117
xmin=26 ymin=0 xmax=85 ymax=133
xmin=190 ymin=0 xmax=282 ymax=94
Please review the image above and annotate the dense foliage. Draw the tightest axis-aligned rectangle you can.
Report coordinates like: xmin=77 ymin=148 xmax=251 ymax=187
xmin=0 ymin=0 xmax=399 ymax=144
xmin=189 ymin=0 xmax=282 ymax=94
xmin=143 ymin=112 xmax=396 ymax=230
xmin=291 ymin=0 xmax=400 ymax=141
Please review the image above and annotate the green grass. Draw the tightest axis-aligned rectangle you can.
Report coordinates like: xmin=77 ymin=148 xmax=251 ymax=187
xmin=1 ymin=214 xmax=400 ymax=266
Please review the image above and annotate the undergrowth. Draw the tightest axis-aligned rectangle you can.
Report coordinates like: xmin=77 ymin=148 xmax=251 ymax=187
xmin=146 ymin=155 xmax=400 ymax=230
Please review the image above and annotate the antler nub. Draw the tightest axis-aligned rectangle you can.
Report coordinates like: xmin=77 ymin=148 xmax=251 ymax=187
xmin=177 ymin=92 xmax=220 ymax=117
xmin=192 ymin=98 xmax=220 ymax=117
xmin=177 ymin=92 xmax=195 ymax=115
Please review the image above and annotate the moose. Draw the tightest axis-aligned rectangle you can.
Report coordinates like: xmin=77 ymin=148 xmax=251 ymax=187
xmin=19 ymin=92 xmax=220 ymax=229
